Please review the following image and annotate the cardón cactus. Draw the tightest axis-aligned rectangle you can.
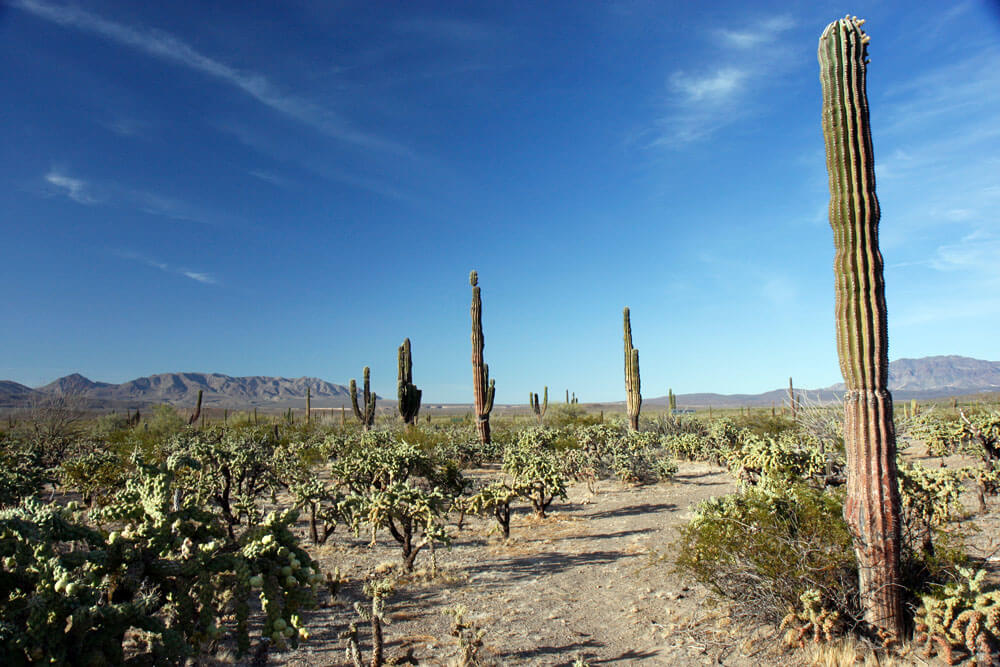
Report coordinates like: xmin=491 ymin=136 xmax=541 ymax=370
xmin=530 ymin=387 xmax=548 ymax=425
xmin=470 ymin=271 xmax=495 ymax=445
xmin=623 ymin=307 xmax=641 ymax=431
xmin=819 ymin=15 xmax=903 ymax=640
xmin=397 ymin=338 xmax=422 ymax=425
xmin=349 ymin=367 xmax=377 ymax=431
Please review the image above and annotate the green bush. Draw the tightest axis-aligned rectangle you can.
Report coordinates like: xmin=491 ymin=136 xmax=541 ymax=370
xmin=502 ymin=428 xmax=568 ymax=517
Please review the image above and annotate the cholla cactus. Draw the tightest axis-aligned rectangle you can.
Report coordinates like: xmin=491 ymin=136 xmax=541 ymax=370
xmin=502 ymin=428 xmax=568 ymax=518
xmin=780 ymin=588 xmax=841 ymax=647
xmin=350 ymin=367 xmax=377 ymax=431
xmin=444 ymin=605 xmax=487 ymax=666
xmin=463 ymin=480 xmax=523 ymax=538
xmin=915 ymin=567 xmax=1000 ymax=665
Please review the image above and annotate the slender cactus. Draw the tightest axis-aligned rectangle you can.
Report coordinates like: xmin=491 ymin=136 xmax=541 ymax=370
xmin=470 ymin=271 xmax=495 ymax=444
xmin=530 ymin=387 xmax=548 ymax=424
xmin=306 ymin=386 xmax=311 ymax=424
xmin=820 ymin=15 xmax=903 ymax=639
xmin=668 ymin=388 xmax=677 ymax=414
xmin=788 ymin=377 xmax=797 ymax=421
xmin=397 ymin=338 xmax=422 ymax=425
xmin=188 ymin=389 xmax=203 ymax=425
xmin=350 ymin=367 xmax=377 ymax=431
xmin=624 ymin=307 xmax=641 ymax=431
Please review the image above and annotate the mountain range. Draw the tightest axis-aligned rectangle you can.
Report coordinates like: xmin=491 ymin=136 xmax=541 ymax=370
xmin=1 ymin=356 xmax=998 ymax=410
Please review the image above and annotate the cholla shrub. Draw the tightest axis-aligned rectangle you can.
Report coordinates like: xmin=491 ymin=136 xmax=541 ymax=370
xmin=915 ymin=567 xmax=1000 ymax=665
xmin=463 ymin=480 xmax=522 ymax=538
xmin=502 ymin=428 xmax=567 ymax=518
xmin=0 ymin=436 xmax=48 ymax=508
xmin=780 ymin=588 xmax=841 ymax=648
xmin=333 ymin=432 xmax=464 ymax=571
xmin=568 ymin=424 xmax=676 ymax=486
xmin=725 ymin=432 xmax=834 ymax=490
xmin=0 ymin=455 xmax=320 ymax=663
xmin=897 ymin=461 xmax=970 ymax=557
xmin=917 ymin=411 xmax=1000 ymax=511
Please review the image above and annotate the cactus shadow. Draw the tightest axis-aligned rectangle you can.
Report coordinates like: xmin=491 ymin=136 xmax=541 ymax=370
xmin=585 ymin=502 xmax=677 ymax=520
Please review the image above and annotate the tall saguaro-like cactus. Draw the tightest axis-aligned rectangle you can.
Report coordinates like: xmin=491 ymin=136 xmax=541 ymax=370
xmin=350 ymin=367 xmax=377 ymax=431
xmin=470 ymin=271 xmax=495 ymax=444
xmin=397 ymin=338 xmax=422 ymax=425
xmin=530 ymin=387 xmax=548 ymax=424
xmin=623 ymin=307 xmax=641 ymax=431
xmin=188 ymin=389 xmax=203 ymax=425
xmin=820 ymin=16 xmax=903 ymax=640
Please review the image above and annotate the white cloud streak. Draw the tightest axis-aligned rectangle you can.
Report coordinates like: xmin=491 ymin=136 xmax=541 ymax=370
xmin=114 ymin=250 xmax=217 ymax=285
xmin=650 ymin=14 xmax=794 ymax=148
xmin=45 ymin=169 xmax=97 ymax=204
xmin=12 ymin=0 xmax=409 ymax=156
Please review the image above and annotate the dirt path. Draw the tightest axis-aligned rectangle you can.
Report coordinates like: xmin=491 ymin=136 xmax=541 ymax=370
xmin=271 ymin=462 xmax=744 ymax=666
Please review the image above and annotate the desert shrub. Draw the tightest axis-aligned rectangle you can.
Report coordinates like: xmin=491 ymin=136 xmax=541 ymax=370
xmin=737 ymin=413 xmax=797 ymax=438
xmin=502 ymin=428 xmax=568 ymax=517
xmin=0 ymin=435 xmax=49 ymax=508
xmin=146 ymin=404 xmax=187 ymax=438
xmin=59 ymin=450 xmax=127 ymax=506
xmin=547 ymin=404 xmax=601 ymax=428
xmin=663 ymin=432 xmax=713 ymax=462
xmin=675 ymin=484 xmax=860 ymax=626
xmin=897 ymin=461 xmax=970 ymax=558
xmin=90 ymin=412 xmax=133 ymax=438
xmin=916 ymin=411 xmax=1000 ymax=511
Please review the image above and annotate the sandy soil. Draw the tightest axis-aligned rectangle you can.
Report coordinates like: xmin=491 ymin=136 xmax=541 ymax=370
xmin=249 ymin=455 xmax=998 ymax=667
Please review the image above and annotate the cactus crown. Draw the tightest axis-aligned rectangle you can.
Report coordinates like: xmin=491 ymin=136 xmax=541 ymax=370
xmin=470 ymin=270 xmax=478 ymax=287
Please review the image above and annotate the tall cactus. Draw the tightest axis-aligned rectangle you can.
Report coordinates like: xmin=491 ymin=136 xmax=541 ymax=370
xmin=623 ymin=307 xmax=641 ymax=431
xmin=350 ymin=366 xmax=377 ymax=431
xmin=188 ymin=389 xmax=203 ymax=425
xmin=530 ymin=387 xmax=548 ymax=425
xmin=788 ymin=377 xmax=798 ymax=421
xmin=820 ymin=16 xmax=903 ymax=639
xmin=470 ymin=271 xmax=495 ymax=444
xmin=397 ymin=338 xmax=422 ymax=425
xmin=668 ymin=388 xmax=676 ymax=414
xmin=306 ymin=386 xmax=311 ymax=424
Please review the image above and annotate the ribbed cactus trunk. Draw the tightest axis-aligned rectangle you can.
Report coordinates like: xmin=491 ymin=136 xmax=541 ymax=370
xmin=350 ymin=367 xmax=377 ymax=431
xmin=397 ymin=338 xmax=422 ymax=425
xmin=623 ymin=307 xmax=641 ymax=431
xmin=470 ymin=271 xmax=495 ymax=445
xmin=820 ymin=16 xmax=904 ymax=641
xmin=188 ymin=389 xmax=203 ymax=425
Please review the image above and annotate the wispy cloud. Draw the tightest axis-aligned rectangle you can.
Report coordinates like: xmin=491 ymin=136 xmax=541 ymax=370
xmin=669 ymin=68 xmax=747 ymax=104
xmin=713 ymin=16 xmax=795 ymax=49
xmin=114 ymin=250 xmax=217 ymax=285
xmin=650 ymin=14 xmax=795 ymax=148
xmin=12 ymin=0 xmax=410 ymax=156
xmin=45 ymin=169 xmax=98 ymax=204
xmin=40 ymin=168 xmax=227 ymax=225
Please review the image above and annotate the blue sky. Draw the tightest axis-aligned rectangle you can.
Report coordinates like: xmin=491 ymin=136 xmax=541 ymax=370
xmin=2 ymin=1 xmax=998 ymax=403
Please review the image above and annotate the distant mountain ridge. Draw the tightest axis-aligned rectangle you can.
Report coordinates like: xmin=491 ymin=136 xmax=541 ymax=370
xmin=5 ymin=372 xmax=371 ymax=409
xmin=1 ymin=356 xmax=997 ymax=410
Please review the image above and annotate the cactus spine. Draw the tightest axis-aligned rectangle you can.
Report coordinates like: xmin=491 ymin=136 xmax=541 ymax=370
xmin=397 ymin=338 xmax=422 ymax=425
xmin=820 ymin=16 xmax=903 ymax=639
xmin=350 ymin=367 xmax=377 ymax=431
xmin=470 ymin=271 xmax=495 ymax=444
xmin=188 ymin=389 xmax=203 ymax=425
xmin=623 ymin=307 xmax=641 ymax=431
xmin=530 ymin=387 xmax=548 ymax=424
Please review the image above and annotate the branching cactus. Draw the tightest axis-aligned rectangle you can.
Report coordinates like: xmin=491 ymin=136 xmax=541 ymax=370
xmin=530 ymin=387 xmax=548 ymax=425
xmin=397 ymin=338 xmax=422 ymax=425
xmin=820 ymin=15 xmax=903 ymax=639
xmin=623 ymin=307 xmax=641 ymax=431
xmin=470 ymin=271 xmax=495 ymax=445
xmin=350 ymin=367 xmax=377 ymax=431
